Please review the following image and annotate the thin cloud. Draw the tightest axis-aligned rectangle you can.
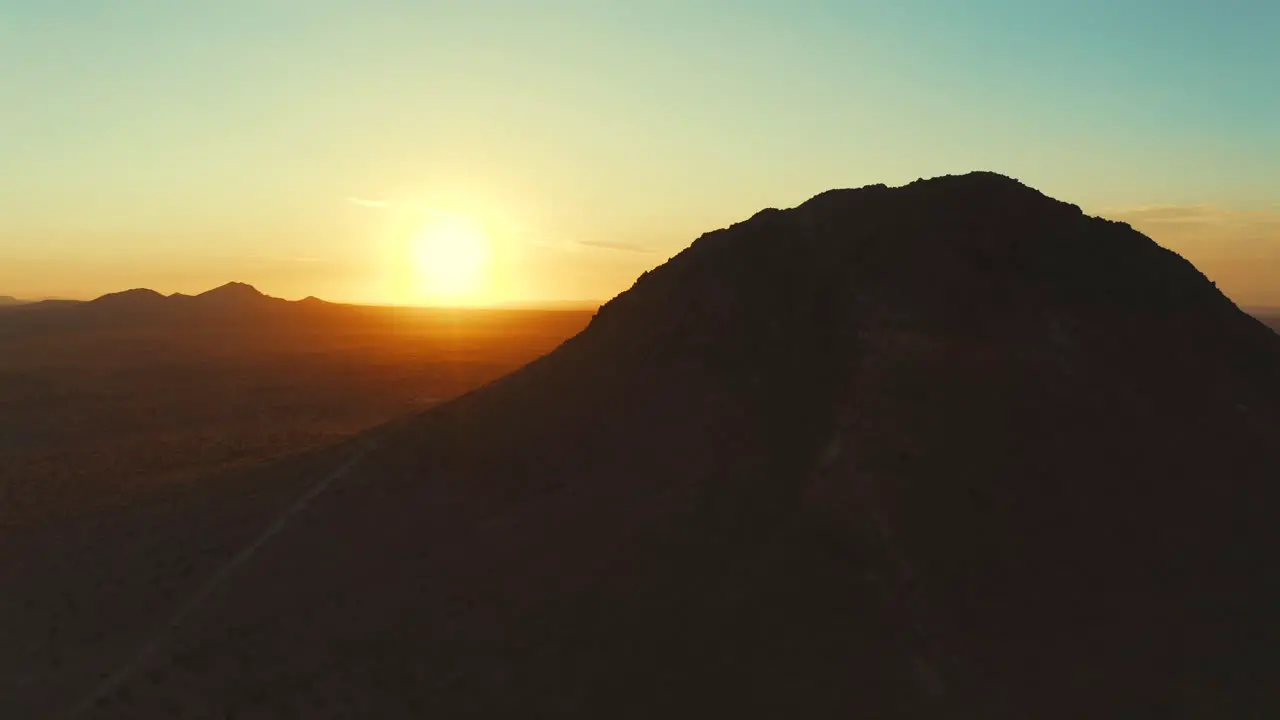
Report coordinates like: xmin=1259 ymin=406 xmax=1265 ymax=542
xmin=574 ymin=239 xmax=656 ymax=254
xmin=1106 ymin=205 xmax=1280 ymax=236
xmin=516 ymin=229 xmax=654 ymax=254
xmin=1103 ymin=203 xmax=1280 ymax=306
xmin=1108 ymin=205 xmax=1219 ymax=224
xmin=347 ymin=197 xmax=390 ymax=208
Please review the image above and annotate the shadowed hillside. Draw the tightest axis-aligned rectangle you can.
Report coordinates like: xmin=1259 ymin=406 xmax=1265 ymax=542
xmin=11 ymin=173 xmax=1280 ymax=718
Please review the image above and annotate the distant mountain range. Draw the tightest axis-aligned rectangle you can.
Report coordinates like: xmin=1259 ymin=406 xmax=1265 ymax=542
xmin=0 ymin=283 xmax=330 ymax=311
xmin=0 ymin=283 xmax=348 ymax=342
xmin=0 ymin=282 xmax=334 ymax=317
xmin=88 ymin=282 xmax=328 ymax=309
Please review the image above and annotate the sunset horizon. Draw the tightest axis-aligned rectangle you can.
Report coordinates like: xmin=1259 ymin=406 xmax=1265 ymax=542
xmin=5 ymin=170 xmax=1279 ymax=311
xmin=4 ymin=3 xmax=1278 ymax=308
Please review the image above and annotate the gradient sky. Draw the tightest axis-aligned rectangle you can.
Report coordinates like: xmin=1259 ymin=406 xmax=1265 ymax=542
xmin=2 ymin=1 xmax=1278 ymax=306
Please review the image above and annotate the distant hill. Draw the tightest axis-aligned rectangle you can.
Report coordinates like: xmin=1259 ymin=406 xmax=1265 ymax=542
xmin=68 ymin=172 xmax=1280 ymax=718
xmin=88 ymin=287 xmax=168 ymax=309
xmin=88 ymin=282 xmax=285 ymax=309
xmin=0 ymin=283 xmax=327 ymax=331
xmin=0 ymin=296 xmax=25 ymax=307
xmin=77 ymin=282 xmax=315 ymax=309
xmin=188 ymin=281 xmax=282 ymax=306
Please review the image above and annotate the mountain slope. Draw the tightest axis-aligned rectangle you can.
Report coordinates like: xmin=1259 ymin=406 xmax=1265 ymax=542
xmin=71 ymin=172 xmax=1280 ymax=718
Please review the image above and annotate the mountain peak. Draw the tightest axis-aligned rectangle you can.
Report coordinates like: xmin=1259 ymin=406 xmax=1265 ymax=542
xmin=90 ymin=287 xmax=167 ymax=306
xmin=197 ymin=282 xmax=265 ymax=300
xmin=592 ymin=170 xmax=1276 ymax=393
xmin=915 ymin=169 xmax=1027 ymax=186
xmin=794 ymin=170 xmax=1071 ymax=217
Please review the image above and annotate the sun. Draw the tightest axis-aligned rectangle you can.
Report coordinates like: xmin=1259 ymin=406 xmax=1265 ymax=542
xmin=409 ymin=214 xmax=490 ymax=304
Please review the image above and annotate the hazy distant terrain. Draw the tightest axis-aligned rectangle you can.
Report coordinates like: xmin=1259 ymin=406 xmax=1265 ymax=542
xmin=1254 ymin=310 xmax=1280 ymax=334
xmin=0 ymin=285 xmax=596 ymax=716
xmin=0 ymin=286 xmax=592 ymax=530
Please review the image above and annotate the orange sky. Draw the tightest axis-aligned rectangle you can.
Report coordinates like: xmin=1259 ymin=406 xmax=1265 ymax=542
xmin=4 ymin=197 xmax=1277 ymax=310
xmin=1105 ymin=205 xmax=1280 ymax=309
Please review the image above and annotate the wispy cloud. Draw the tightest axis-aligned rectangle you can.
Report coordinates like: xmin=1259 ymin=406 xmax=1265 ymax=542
xmin=519 ymin=233 xmax=656 ymax=254
xmin=1108 ymin=204 xmax=1219 ymax=224
xmin=347 ymin=197 xmax=390 ymax=208
xmin=1103 ymin=203 xmax=1280 ymax=306
xmin=574 ymin=239 xmax=656 ymax=254
xmin=1105 ymin=205 xmax=1280 ymax=239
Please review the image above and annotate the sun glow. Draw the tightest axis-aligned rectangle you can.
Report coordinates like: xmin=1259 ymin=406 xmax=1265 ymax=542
xmin=408 ymin=214 xmax=491 ymax=305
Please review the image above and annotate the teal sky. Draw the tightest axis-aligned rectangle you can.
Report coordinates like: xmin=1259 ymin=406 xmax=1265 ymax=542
xmin=2 ymin=1 xmax=1278 ymax=305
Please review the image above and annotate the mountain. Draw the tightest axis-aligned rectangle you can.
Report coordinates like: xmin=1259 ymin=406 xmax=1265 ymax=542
xmin=0 ymin=296 xmax=25 ymax=307
xmin=1252 ymin=307 xmax=1280 ymax=335
xmin=0 ymin=285 xmax=334 ymax=348
xmin=0 ymin=283 xmax=309 ymax=327
xmin=86 ymin=282 xmax=283 ymax=310
xmin=64 ymin=173 xmax=1280 ymax=718
xmin=189 ymin=281 xmax=279 ymax=306
xmin=88 ymin=287 xmax=168 ymax=310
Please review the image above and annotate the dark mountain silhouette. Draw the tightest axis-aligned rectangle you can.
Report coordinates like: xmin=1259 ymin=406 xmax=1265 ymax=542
xmin=188 ymin=281 xmax=281 ymax=307
xmin=88 ymin=288 xmax=168 ymax=309
xmin=0 ymin=283 xmax=343 ymax=345
xmin=0 ymin=283 xmax=323 ymax=337
xmin=62 ymin=173 xmax=1280 ymax=718
xmin=1254 ymin=308 xmax=1280 ymax=335
xmin=199 ymin=281 xmax=263 ymax=298
xmin=17 ymin=283 xmax=297 ymax=312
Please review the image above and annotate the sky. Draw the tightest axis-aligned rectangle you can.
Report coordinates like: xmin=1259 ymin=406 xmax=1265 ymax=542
xmin=2 ymin=1 xmax=1277 ymax=307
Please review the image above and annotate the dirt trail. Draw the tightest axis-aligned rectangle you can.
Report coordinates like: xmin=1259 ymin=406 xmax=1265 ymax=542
xmin=63 ymin=440 xmax=378 ymax=718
